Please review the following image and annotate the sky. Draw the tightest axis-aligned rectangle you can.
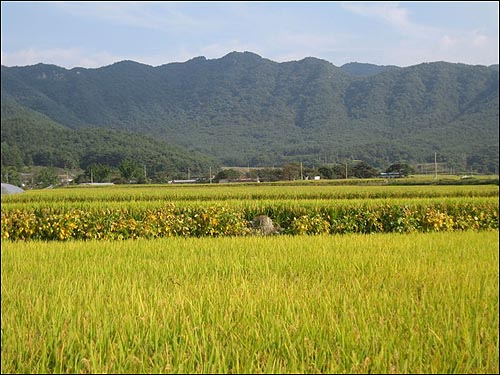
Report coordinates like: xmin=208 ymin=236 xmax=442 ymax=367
xmin=1 ymin=1 xmax=498 ymax=69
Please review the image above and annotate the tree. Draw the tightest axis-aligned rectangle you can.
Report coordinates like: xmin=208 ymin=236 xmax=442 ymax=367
xmin=333 ymin=163 xmax=347 ymax=179
xmin=253 ymin=168 xmax=282 ymax=182
xmin=351 ymin=161 xmax=379 ymax=178
xmin=282 ymin=163 xmax=301 ymax=180
xmin=119 ymin=159 xmax=141 ymax=181
xmin=86 ymin=163 xmax=111 ymax=183
xmin=385 ymin=163 xmax=414 ymax=177
xmin=36 ymin=167 xmax=58 ymax=188
xmin=1 ymin=143 xmax=24 ymax=168
xmin=318 ymin=166 xmax=335 ymax=179
xmin=215 ymin=168 xmax=242 ymax=181
xmin=1 ymin=166 xmax=22 ymax=186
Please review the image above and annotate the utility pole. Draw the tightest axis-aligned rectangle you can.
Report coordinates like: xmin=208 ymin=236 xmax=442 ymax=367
xmin=300 ymin=162 xmax=303 ymax=180
xmin=345 ymin=162 xmax=348 ymax=179
xmin=209 ymin=166 xmax=212 ymax=183
xmin=434 ymin=152 xmax=437 ymax=179
xmin=188 ymin=167 xmax=190 ymax=180
xmin=90 ymin=167 xmax=93 ymax=183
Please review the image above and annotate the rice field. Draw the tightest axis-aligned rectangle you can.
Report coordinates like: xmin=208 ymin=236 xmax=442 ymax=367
xmin=2 ymin=184 xmax=498 ymax=205
xmin=1 ymin=183 xmax=499 ymax=373
xmin=2 ymin=184 xmax=498 ymax=240
xmin=1 ymin=232 xmax=498 ymax=374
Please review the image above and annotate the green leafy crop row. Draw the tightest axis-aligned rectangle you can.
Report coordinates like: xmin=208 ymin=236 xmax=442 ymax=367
xmin=2 ymin=201 xmax=498 ymax=241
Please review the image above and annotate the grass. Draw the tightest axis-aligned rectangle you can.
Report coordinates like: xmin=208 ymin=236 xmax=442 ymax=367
xmin=2 ymin=231 xmax=498 ymax=373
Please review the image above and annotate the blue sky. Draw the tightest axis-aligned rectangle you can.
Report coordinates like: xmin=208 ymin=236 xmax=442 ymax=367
xmin=1 ymin=1 xmax=498 ymax=68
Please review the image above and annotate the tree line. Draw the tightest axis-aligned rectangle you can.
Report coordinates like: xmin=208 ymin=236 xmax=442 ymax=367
xmin=2 ymin=160 xmax=416 ymax=189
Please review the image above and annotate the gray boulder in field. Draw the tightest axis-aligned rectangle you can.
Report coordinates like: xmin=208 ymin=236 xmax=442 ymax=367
xmin=251 ymin=215 xmax=279 ymax=235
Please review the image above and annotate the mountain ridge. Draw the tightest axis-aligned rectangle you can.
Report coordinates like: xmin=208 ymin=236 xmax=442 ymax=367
xmin=3 ymin=50 xmax=498 ymax=70
xmin=1 ymin=52 xmax=498 ymax=173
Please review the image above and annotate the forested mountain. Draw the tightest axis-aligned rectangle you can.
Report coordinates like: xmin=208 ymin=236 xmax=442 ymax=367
xmin=1 ymin=52 xmax=498 ymax=173
xmin=1 ymin=99 xmax=215 ymax=180
xmin=340 ymin=62 xmax=400 ymax=77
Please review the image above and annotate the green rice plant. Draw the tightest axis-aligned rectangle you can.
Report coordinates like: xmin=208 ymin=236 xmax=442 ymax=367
xmin=1 ymin=184 xmax=498 ymax=207
xmin=1 ymin=232 xmax=498 ymax=373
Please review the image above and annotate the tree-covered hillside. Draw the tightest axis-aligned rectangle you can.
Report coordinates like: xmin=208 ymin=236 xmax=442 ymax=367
xmin=1 ymin=99 xmax=215 ymax=180
xmin=340 ymin=62 xmax=400 ymax=77
xmin=1 ymin=52 xmax=498 ymax=172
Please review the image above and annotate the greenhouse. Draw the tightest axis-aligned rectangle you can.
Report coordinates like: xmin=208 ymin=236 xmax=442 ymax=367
xmin=1 ymin=183 xmax=24 ymax=195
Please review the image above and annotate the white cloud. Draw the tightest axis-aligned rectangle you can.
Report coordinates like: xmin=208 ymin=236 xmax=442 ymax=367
xmin=1 ymin=47 xmax=124 ymax=68
xmin=439 ymin=30 xmax=493 ymax=51
xmin=271 ymin=32 xmax=358 ymax=57
xmin=377 ymin=28 xmax=498 ymax=67
xmin=53 ymin=2 xmax=198 ymax=32
xmin=434 ymin=30 xmax=498 ymax=64
xmin=340 ymin=2 xmax=434 ymax=36
xmin=439 ymin=35 xmax=456 ymax=49
xmin=470 ymin=31 xmax=490 ymax=48
xmin=340 ymin=2 xmax=498 ymax=66
xmin=198 ymin=41 xmax=261 ymax=59
xmin=2 ymin=2 xmax=497 ymax=69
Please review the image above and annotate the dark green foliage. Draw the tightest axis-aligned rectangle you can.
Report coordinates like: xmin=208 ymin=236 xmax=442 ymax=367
xmin=251 ymin=168 xmax=282 ymax=182
xmin=1 ymin=142 xmax=24 ymax=168
xmin=118 ymin=159 xmax=141 ymax=181
xmin=215 ymin=168 xmax=242 ymax=181
xmin=386 ymin=163 xmax=414 ymax=176
xmin=1 ymin=99 xmax=216 ymax=181
xmin=35 ymin=167 xmax=58 ymax=188
xmin=340 ymin=62 xmax=400 ymax=77
xmin=86 ymin=163 xmax=111 ymax=183
xmin=351 ymin=161 xmax=379 ymax=178
xmin=282 ymin=163 xmax=302 ymax=180
xmin=1 ymin=166 xmax=21 ymax=186
xmin=318 ymin=166 xmax=335 ymax=179
xmin=1 ymin=54 xmax=498 ymax=173
xmin=317 ymin=164 xmax=349 ymax=179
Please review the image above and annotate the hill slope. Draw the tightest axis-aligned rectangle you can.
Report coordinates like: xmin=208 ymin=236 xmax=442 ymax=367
xmin=1 ymin=52 xmax=498 ymax=172
xmin=1 ymin=99 xmax=215 ymax=179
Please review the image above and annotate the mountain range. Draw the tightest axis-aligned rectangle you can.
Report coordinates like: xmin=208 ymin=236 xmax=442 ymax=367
xmin=1 ymin=51 xmax=499 ymax=174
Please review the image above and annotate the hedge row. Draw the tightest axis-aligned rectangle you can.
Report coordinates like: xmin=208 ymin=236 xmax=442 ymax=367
xmin=2 ymin=201 xmax=498 ymax=241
